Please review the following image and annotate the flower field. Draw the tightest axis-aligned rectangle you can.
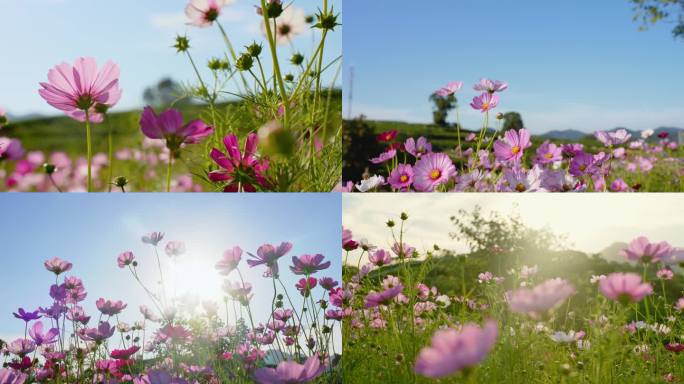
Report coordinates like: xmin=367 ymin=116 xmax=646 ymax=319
xmin=0 ymin=231 xmax=342 ymax=383
xmin=342 ymin=79 xmax=684 ymax=192
xmin=0 ymin=0 xmax=342 ymax=192
xmin=341 ymin=210 xmax=684 ymax=383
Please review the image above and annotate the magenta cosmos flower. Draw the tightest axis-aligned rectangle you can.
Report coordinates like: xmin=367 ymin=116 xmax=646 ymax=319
xmin=434 ymin=81 xmax=463 ymax=97
xmin=414 ymin=320 xmax=497 ymax=378
xmin=599 ymin=272 xmax=653 ymax=303
xmin=376 ymin=130 xmax=398 ymax=142
xmin=364 ymin=283 xmax=404 ymax=308
xmin=38 ymin=57 xmax=121 ymax=122
xmin=44 ymin=257 xmax=72 ymax=275
xmin=96 ymin=298 xmax=127 ymax=316
xmin=140 ymin=106 xmax=213 ymax=155
xmin=117 ymin=251 xmax=135 ymax=268
xmin=216 ymin=246 xmax=242 ymax=275
xmin=208 ymin=133 xmax=271 ymax=192
xmin=254 ymin=353 xmax=325 ymax=384
xmin=295 ymin=277 xmax=318 ymax=297
xmin=535 ymin=140 xmax=562 ymax=165
xmin=413 ymin=153 xmax=456 ymax=192
xmin=621 ymin=236 xmax=672 ymax=263
xmin=493 ymin=129 xmax=531 ymax=163
xmin=388 ymin=164 xmax=414 ymax=190
xmin=470 ymin=92 xmax=499 ymax=112
xmin=28 ymin=321 xmax=59 ymax=346
xmin=506 ymin=278 xmax=575 ymax=318
xmin=290 ymin=254 xmax=331 ymax=275
xmin=247 ymin=242 xmax=293 ymax=276
xmin=185 ymin=0 xmax=233 ymax=27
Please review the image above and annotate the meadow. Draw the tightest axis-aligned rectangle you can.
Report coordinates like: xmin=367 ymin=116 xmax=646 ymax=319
xmin=0 ymin=0 xmax=342 ymax=192
xmin=342 ymin=80 xmax=684 ymax=192
xmin=341 ymin=209 xmax=684 ymax=383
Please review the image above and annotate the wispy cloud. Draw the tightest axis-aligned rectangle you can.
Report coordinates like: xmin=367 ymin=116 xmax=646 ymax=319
xmin=150 ymin=9 xmax=250 ymax=30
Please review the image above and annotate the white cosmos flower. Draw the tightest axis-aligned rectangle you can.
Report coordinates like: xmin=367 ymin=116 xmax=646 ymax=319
xmin=261 ymin=6 xmax=308 ymax=45
xmin=641 ymin=129 xmax=654 ymax=139
xmin=550 ymin=331 xmax=578 ymax=343
xmin=355 ymin=175 xmax=385 ymax=192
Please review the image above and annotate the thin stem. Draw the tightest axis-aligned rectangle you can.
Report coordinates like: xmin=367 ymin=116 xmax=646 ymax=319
xmin=84 ymin=109 xmax=93 ymax=192
xmin=106 ymin=115 xmax=114 ymax=192
xmin=166 ymin=155 xmax=173 ymax=192
xmin=259 ymin=0 xmax=289 ymax=126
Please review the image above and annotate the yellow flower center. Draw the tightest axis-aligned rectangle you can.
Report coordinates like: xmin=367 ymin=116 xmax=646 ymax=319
xmin=579 ymin=164 xmax=587 ymax=171
xmin=511 ymin=146 xmax=520 ymax=155
xmin=400 ymin=175 xmax=408 ymax=182
xmin=482 ymin=102 xmax=489 ymax=110
xmin=429 ymin=169 xmax=441 ymax=180
xmin=516 ymin=183 xmax=526 ymax=192
xmin=545 ymin=153 xmax=553 ymax=159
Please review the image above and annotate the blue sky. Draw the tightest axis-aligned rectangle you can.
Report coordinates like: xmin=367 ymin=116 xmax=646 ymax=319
xmin=0 ymin=193 xmax=341 ymax=347
xmin=0 ymin=0 xmax=342 ymax=116
xmin=343 ymin=0 xmax=684 ymax=133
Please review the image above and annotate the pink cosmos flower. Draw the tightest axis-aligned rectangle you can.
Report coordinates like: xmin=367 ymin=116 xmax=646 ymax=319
xmin=657 ymin=268 xmax=674 ymax=280
xmin=216 ymin=246 xmax=242 ymax=275
xmin=208 ymin=133 xmax=271 ymax=192
xmin=435 ymin=81 xmax=463 ymax=97
xmin=392 ymin=242 xmax=416 ymax=258
xmin=185 ymin=0 xmax=233 ymax=27
xmin=0 ymin=368 xmax=28 ymax=384
xmin=506 ymin=278 xmax=575 ymax=318
xmin=493 ymin=129 xmax=531 ymax=163
xmin=676 ymin=297 xmax=684 ymax=311
xmin=253 ymin=353 xmax=325 ymax=384
xmin=414 ymin=320 xmax=497 ymax=378
xmin=413 ymin=153 xmax=456 ymax=192
xmin=247 ymin=242 xmax=293 ymax=276
xmin=28 ymin=322 xmax=58 ymax=346
xmin=364 ymin=284 xmax=404 ymax=308
xmin=535 ymin=140 xmax=562 ymax=165
xmin=388 ymin=164 xmax=414 ymax=190
xmin=142 ymin=232 xmax=164 ymax=246
xmin=117 ymin=251 xmax=135 ymax=268
xmin=96 ymin=298 xmax=127 ymax=316
xmin=621 ymin=236 xmax=672 ymax=263
xmin=599 ymin=272 xmax=653 ymax=303
xmin=44 ymin=257 xmax=72 ymax=275
xmin=473 ymin=78 xmax=508 ymax=93
xmin=470 ymin=92 xmax=499 ymax=112
xmin=404 ymin=137 xmax=432 ymax=158
xmin=295 ymin=277 xmax=317 ymax=297
xmin=609 ymin=178 xmax=629 ymax=192
xmin=165 ymin=241 xmax=186 ymax=257
xmin=369 ymin=249 xmax=392 ymax=267
xmin=0 ymin=137 xmax=24 ymax=161
xmin=369 ymin=148 xmax=396 ymax=164
xmin=223 ymin=281 xmax=253 ymax=305
xmin=318 ymin=277 xmax=339 ymax=291
xmin=158 ymin=324 xmax=193 ymax=344
xmin=82 ymin=322 xmax=115 ymax=342
xmin=139 ymin=107 xmax=213 ymax=154
xmin=290 ymin=254 xmax=331 ymax=275
xmin=568 ymin=152 xmax=596 ymax=176
xmin=38 ymin=57 xmax=121 ymax=122
xmin=594 ymin=129 xmax=631 ymax=146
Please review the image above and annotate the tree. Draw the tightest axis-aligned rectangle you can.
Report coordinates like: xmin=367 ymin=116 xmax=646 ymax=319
xmin=142 ymin=78 xmax=190 ymax=108
xmin=630 ymin=0 xmax=684 ymax=40
xmin=502 ymin=112 xmax=524 ymax=131
xmin=428 ymin=93 xmax=457 ymax=127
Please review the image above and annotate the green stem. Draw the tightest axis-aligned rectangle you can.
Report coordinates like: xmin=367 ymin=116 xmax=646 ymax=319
xmin=166 ymin=154 xmax=172 ymax=192
xmin=84 ymin=109 xmax=93 ymax=192
xmin=106 ymin=116 xmax=113 ymax=192
xmin=259 ymin=0 xmax=289 ymax=126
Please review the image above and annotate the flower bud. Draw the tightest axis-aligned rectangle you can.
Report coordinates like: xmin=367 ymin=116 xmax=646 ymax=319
xmin=173 ymin=35 xmax=190 ymax=53
xmin=246 ymin=42 xmax=263 ymax=57
xmin=290 ymin=53 xmax=304 ymax=66
xmin=235 ymin=53 xmax=254 ymax=71
xmin=43 ymin=163 xmax=57 ymax=175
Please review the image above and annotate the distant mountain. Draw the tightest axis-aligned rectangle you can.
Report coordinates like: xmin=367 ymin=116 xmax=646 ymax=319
xmin=539 ymin=129 xmax=588 ymax=141
xmin=6 ymin=112 xmax=46 ymax=122
xmin=597 ymin=242 xmax=632 ymax=264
